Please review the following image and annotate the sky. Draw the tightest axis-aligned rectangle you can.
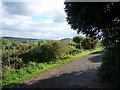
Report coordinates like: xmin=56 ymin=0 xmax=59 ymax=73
xmin=0 ymin=0 xmax=84 ymax=40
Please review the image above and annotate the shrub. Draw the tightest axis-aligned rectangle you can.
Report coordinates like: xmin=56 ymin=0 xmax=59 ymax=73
xmin=68 ymin=40 xmax=77 ymax=47
xmin=36 ymin=63 xmax=45 ymax=69
xmin=17 ymin=69 xmax=27 ymax=77
xmin=19 ymin=47 xmax=41 ymax=63
xmin=73 ymin=36 xmax=84 ymax=49
xmin=52 ymin=41 xmax=69 ymax=59
xmin=27 ymin=61 xmax=36 ymax=67
xmin=40 ymin=41 xmax=69 ymax=61
xmin=91 ymin=39 xmax=99 ymax=49
xmin=10 ymin=57 xmax=23 ymax=69
xmin=99 ymin=45 xmax=120 ymax=87
xmin=38 ymin=40 xmax=47 ymax=47
xmin=2 ymin=50 xmax=13 ymax=65
xmin=0 ymin=38 xmax=10 ymax=50
xmin=68 ymin=46 xmax=82 ymax=55
xmin=2 ymin=66 xmax=11 ymax=78
xmin=81 ymin=37 xmax=92 ymax=50
xmin=73 ymin=36 xmax=84 ymax=44
xmin=11 ymin=42 xmax=17 ymax=46
xmin=81 ymin=37 xmax=99 ymax=50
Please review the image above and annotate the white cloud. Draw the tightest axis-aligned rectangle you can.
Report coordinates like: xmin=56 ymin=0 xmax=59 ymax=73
xmin=2 ymin=0 xmax=65 ymax=16
xmin=1 ymin=0 xmax=81 ymax=40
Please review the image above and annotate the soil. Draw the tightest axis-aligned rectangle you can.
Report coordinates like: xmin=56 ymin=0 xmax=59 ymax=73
xmin=12 ymin=50 xmax=110 ymax=88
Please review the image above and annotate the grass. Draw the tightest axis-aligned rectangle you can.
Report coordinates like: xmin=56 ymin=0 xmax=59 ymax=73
xmin=2 ymin=48 xmax=102 ymax=88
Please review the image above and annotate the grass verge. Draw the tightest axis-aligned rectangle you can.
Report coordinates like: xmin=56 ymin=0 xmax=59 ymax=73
xmin=2 ymin=48 xmax=102 ymax=88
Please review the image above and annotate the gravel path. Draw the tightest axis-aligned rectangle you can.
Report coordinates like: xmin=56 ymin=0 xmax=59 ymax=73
xmin=12 ymin=51 xmax=110 ymax=88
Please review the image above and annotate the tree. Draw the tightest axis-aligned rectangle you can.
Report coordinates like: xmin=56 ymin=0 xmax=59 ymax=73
xmin=64 ymin=2 xmax=120 ymax=42
xmin=73 ymin=36 xmax=84 ymax=43
xmin=73 ymin=36 xmax=84 ymax=49
xmin=64 ymin=2 xmax=120 ymax=86
xmin=81 ymin=37 xmax=92 ymax=50
xmin=81 ymin=37 xmax=99 ymax=50
xmin=0 ymin=38 xmax=10 ymax=49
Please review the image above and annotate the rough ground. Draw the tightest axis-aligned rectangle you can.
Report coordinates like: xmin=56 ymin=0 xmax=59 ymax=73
xmin=12 ymin=51 xmax=110 ymax=88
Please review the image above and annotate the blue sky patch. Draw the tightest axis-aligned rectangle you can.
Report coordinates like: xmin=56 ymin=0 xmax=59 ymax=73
xmin=32 ymin=15 xmax=52 ymax=22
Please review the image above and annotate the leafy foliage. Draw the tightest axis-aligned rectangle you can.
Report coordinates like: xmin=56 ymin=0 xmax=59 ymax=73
xmin=64 ymin=2 xmax=120 ymax=39
xmin=73 ymin=36 xmax=84 ymax=43
xmin=1 ymin=36 xmax=100 ymax=88
xmin=40 ymin=41 xmax=69 ymax=61
xmin=73 ymin=36 xmax=84 ymax=49
xmin=0 ymin=38 xmax=10 ymax=49
xmin=68 ymin=40 xmax=77 ymax=47
xmin=2 ymin=48 xmax=101 ymax=88
xmin=81 ymin=37 xmax=92 ymax=50
xmin=81 ymin=37 xmax=99 ymax=50
xmin=64 ymin=2 xmax=120 ymax=86
xmin=99 ymin=45 xmax=120 ymax=87
xmin=2 ymin=36 xmax=99 ymax=67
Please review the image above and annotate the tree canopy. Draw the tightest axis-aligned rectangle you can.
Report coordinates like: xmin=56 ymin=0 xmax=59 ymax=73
xmin=64 ymin=2 xmax=120 ymax=47
xmin=73 ymin=36 xmax=84 ymax=43
xmin=64 ymin=2 xmax=120 ymax=86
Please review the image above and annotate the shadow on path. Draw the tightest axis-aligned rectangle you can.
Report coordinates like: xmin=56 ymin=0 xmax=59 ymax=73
xmin=12 ymin=68 xmax=107 ymax=88
xmin=88 ymin=55 xmax=102 ymax=62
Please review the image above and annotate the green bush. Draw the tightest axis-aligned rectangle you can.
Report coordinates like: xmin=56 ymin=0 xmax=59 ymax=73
xmin=18 ymin=41 xmax=69 ymax=63
xmin=81 ymin=37 xmax=92 ymax=50
xmin=81 ymin=37 xmax=99 ymax=50
xmin=17 ymin=69 xmax=27 ymax=77
xmin=27 ymin=61 xmax=36 ymax=67
xmin=10 ymin=57 xmax=23 ymax=69
xmin=68 ymin=46 xmax=82 ymax=55
xmin=73 ymin=36 xmax=84 ymax=44
xmin=68 ymin=40 xmax=77 ymax=47
xmin=36 ymin=63 xmax=45 ymax=69
xmin=2 ymin=50 xmax=13 ymax=65
xmin=38 ymin=40 xmax=47 ymax=47
xmin=40 ymin=41 xmax=69 ymax=61
xmin=19 ymin=46 xmax=42 ymax=63
xmin=73 ymin=36 xmax=84 ymax=49
xmin=99 ymin=46 xmax=120 ymax=87
xmin=2 ymin=66 xmax=11 ymax=78
xmin=91 ymin=39 xmax=99 ymax=49
xmin=52 ymin=41 xmax=69 ymax=59
xmin=0 ymin=38 xmax=10 ymax=50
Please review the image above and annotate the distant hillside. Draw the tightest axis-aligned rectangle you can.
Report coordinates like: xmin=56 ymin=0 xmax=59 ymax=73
xmin=60 ymin=38 xmax=72 ymax=44
xmin=2 ymin=37 xmax=41 ymax=43
xmin=2 ymin=36 xmax=73 ymax=43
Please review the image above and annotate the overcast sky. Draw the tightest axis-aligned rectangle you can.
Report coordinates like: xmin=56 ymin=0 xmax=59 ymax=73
xmin=1 ymin=0 xmax=84 ymax=40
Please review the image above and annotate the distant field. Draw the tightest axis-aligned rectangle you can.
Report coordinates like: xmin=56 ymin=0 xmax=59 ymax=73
xmin=2 ymin=37 xmax=41 ymax=43
xmin=2 ymin=37 xmax=72 ymax=43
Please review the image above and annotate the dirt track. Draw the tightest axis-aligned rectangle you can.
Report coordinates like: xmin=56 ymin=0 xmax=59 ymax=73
xmin=12 ymin=51 xmax=110 ymax=88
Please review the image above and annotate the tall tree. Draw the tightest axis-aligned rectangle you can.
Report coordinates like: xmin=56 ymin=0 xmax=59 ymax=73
xmin=64 ymin=2 xmax=120 ymax=87
xmin=64 ymin=2 xmax=120 ymax=46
